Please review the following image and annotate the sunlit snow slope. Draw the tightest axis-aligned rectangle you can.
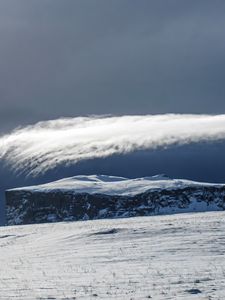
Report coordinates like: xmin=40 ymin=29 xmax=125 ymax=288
xmin=8 ymin=174 xmax=225 ymax=195
xmin=0 ymin=211 xmax=225 ymax=299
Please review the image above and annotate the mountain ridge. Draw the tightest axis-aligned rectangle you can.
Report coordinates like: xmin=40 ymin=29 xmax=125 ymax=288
xmin=7 ymin=174 xmax=225 ymax=196
xmin=6 ymin=175 xmax=225 ymax=225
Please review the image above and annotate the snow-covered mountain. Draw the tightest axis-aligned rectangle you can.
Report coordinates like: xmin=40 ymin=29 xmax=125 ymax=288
xmin=6 ymin=175 xmax=225 ymax=225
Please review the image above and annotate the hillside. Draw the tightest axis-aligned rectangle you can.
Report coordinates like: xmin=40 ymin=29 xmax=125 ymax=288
xmin=6 ymin=175 xmax=225 ymax=225
xmin=0 ymin=211 xmax=224 ymax=299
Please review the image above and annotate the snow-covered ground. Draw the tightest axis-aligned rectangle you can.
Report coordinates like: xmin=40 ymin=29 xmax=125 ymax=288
xmin=0 ymin=211 xmax=224 ymax=299
xmin=9 ymin=174 xmax=225 ymax=196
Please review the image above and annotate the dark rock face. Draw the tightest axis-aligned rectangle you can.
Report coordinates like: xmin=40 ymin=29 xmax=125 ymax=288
xmin=5 ymin=186 xmax=225 ymax=225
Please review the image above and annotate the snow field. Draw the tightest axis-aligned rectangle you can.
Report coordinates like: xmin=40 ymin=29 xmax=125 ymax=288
xmin=0 ymin=211 xmax=224 ymax=299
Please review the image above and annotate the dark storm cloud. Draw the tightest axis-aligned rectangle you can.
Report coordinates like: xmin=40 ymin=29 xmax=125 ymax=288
xmin=0 ymin=0 xmax=225 ymax=130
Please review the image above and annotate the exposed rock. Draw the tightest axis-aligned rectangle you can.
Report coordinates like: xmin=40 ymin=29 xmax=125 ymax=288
xmin=5 ymin=175 xmax=225 ymax=225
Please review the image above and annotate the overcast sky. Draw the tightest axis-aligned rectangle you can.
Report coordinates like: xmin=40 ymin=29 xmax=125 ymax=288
xmin=1 ymin=0 xmax=225 ymax=132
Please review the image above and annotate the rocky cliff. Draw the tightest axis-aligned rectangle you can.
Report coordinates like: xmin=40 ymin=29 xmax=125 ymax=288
xmin=6 ymin=175 xmax=225 ymax=225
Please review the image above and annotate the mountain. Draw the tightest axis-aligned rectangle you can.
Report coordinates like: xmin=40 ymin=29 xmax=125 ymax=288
xmin=1 ymin=139 xmax=225 ymax=226
xmin=6 ymin=174 xmax=225 ymax=225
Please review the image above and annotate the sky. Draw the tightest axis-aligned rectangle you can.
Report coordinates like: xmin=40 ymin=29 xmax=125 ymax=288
xmin=0 ymin=0 xmax=225 ymax=132
xmin=1 ymin=1 xmax=225 ymax=224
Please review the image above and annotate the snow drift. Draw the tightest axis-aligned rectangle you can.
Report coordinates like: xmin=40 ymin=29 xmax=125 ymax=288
xmin=1 ymin=211 xmax=225 ymax=299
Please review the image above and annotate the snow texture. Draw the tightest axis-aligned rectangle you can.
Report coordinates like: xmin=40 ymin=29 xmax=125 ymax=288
xmin=0 ymin=211 xmax=225 ymax=299
xmin=8 ymin=174 xmax=225 ymax=196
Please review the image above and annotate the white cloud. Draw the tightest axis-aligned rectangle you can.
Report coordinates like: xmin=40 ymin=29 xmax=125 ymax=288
xmin=1 ymin=114 xmax=225 ymax=176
